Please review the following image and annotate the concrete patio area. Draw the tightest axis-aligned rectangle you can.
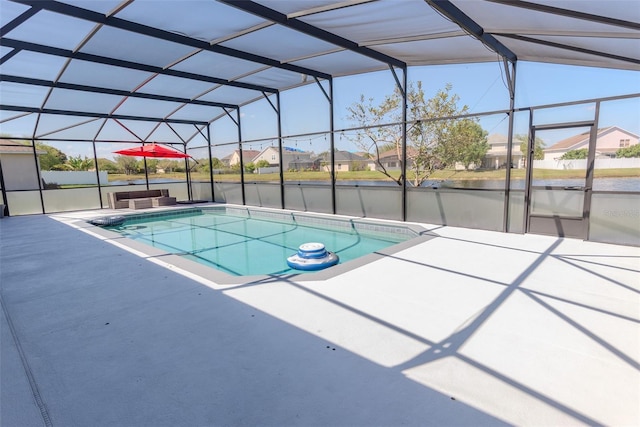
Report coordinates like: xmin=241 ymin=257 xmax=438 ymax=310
xmin=1 ymin=206 xmax=639 ymax=426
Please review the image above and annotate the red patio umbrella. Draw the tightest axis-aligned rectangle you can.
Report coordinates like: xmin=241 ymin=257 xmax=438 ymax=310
xmin=114 ymin=143 xmax=191 ymax=158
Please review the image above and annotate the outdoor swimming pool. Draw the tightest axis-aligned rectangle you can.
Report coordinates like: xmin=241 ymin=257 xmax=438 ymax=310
xmin=102 ymin=206 xmax=423 ymax=278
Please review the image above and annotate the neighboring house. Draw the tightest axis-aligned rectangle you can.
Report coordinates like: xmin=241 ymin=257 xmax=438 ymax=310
xmin=321 ymin=150 xmax=368 ymax=172
xmin=367 ymin=148 xmax=417 ymax=171
xmin=252 ymin=146 xmax=313 ymax=170
xmin=482 ymin=133 xmax=524 ymax=169
xmin=222 ymin=149 xmax=261 ymax=167
xmin=369 ymin=149 xmax=400 ymax=171
xmin=0 ymin=140 xmax=45 ymax=190
xmin=543 ymin=126 xmax=639 ymax=160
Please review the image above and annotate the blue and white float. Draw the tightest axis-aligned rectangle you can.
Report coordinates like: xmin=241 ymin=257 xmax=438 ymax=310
xmin=287 ymin=242 xmax=339 ymax=271
xmin=89 ymin=215 xmax=126 ymax=227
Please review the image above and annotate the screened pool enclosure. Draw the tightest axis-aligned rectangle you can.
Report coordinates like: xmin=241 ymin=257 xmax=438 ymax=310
xmin=1 ymin=0 xmax=638 ymax=246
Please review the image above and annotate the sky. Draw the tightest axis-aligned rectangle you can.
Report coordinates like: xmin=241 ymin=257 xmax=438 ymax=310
xmin=1 ymin=59 xmax=639 ymax=162
xmin=1 ymin=0 xmax=639 ymax=163
xmin=211 ymin=61 xmax=640 ymax=159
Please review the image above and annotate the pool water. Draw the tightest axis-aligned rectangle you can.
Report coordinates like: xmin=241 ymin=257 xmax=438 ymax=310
xmin=111 ymin=208 xmax=413 ymax=276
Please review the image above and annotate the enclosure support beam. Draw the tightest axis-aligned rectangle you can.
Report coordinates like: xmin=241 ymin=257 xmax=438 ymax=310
xmin=503 ymin=60 xmax=516 ymax=233
xmin=388 ymin=65 xmax=409 ymax=221
xmin=425 ymin=0 xmax=517 ymax=63
xmin=0 ymin=104 xmax=209 ymax=126
xmin=312 ymin=76 xmax=336 ymax=214
xmin=236 ymin=110 xmax=246 ymax=206
xmin=496 ymin=33 xmax=640 ymax=66
xmin=93 ymin=118 xmax=109 ymax=208
xmin=0 ymin=37 xmax=276 ymax=94
xmin=329 ymin=78 xmax=336 ymax=215
xmin=584 ymin=102 xmax=600 ymax=240
xmin=523 ymin=109 xmax=534 ymax=233
xmin=276 ymin=92 xmax=285 ymax=210
xmin=263 ymin=91 xmax=285 ymax=210
xmin=11 ymin=0 xmax=330 ymax=81
xmin=220 ymin=0 xmax=405 ymax=69
xmin=0 ymin=75 xmax=238 ymax=110
xmin=91 ymin=138 xmax=103 ymax=209
xmin=0 ymin=157 xmax=8 ymax=217
xmin=30 ymin=114 xmax=46 ymax=214
xmin=168 ymin=124 xmax=193 ymax=201
xmin=0 ymin=4 xmax=42 ymax=37
xmin=487 ymin=0 xmax=640 ymax=31
xmin=205 ymin=124 xmax=215 ymax=203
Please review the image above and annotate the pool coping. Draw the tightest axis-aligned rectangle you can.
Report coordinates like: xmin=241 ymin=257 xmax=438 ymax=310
xmin=75 ymin=204 xmax=438 ymax=285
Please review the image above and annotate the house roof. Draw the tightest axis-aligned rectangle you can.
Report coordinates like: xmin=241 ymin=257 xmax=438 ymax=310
xmin=0 ymin=139 xmax=45 ymax=155
xmin=1 ymin=0 xmax=638 ymax=144
xmin=331 ymin=150 xmax=368 ymax=162
xmin=222 ymin=149 xmax=261 ymax=161
xmin=241 ymin=150 xmax=261 ymax=161
xmin=544 ymin=130 xmax=595 ymax=152
xmin=283 ymin=146 xmax=307 ymax=153
xmin=254 ymin=145 xmax=311 ymax=158
xmin=377 ymin=147 xmax=418 ymax=160
xmin=544 ymin=126 xmax=639 ymax=152
xmin=487 ymin=134 xmax=508 ymax=144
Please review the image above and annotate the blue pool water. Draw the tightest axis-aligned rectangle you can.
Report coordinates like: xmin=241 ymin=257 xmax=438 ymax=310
xmin=109 ymin=208 xmax=413 ymax=276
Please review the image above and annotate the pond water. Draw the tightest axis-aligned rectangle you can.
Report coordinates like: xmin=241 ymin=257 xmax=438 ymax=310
xmin=337 ymin=178 xmax=640 ymax=191
xmin=106 ymin=177 xmax=640 ymax=192
xmin=437 ymin=177 xmax=640 ymax=191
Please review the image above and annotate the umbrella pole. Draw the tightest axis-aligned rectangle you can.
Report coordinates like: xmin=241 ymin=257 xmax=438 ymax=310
xmin=143 ymin=157 xmax=149 ymax=190
xmin=185 ymin=157 xmax=192 ymax=201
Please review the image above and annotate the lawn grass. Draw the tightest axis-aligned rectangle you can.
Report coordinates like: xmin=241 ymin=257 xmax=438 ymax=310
xmin=104 ymin=168 xmax=640 ymax=184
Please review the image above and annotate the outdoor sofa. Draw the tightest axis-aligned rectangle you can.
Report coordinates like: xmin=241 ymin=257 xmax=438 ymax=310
xmin=107 ymin=189 xmax=177 ymax=210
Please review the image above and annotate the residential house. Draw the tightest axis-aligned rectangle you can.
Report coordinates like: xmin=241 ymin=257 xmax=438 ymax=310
xmin=367 ymin=148 xmax=417 ymax=171
xmin=543 ymin=126 xmax=639 ymax=160
xmin=222 ymin=149 xmax=261 ymax=167
xmin=0 ymin=140 xmax=45 ymax=190
xmin=481 ymin=133 xmax=524 ymax=169
xmin=321 ymin=150 xmax=368 ymax=172
xmin=252 ymin=146 xmax=314 ymax=170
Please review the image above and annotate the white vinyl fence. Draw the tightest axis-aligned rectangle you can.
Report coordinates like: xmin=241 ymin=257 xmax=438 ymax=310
xmin=533 ymin=158 xmax=640 ymax=170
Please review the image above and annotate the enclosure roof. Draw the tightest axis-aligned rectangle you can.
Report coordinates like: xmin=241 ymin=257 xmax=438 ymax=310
xmin=1 ymin=0 xmax=639 ymax=144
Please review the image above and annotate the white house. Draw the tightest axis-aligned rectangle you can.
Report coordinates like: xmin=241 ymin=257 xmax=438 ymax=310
xmin=0 ymin=140 xmax=45 ymax=190
xmin=252 ymin=146 xmax=313 ymax=170
xmin=482 ymin=133 xmax=524 ymax=169
xmin=367 ymin=148 xmax=421 ymax=172
xmin=222 ymin=149 xmax=261 ymax=167
xmin=368 ymin=149 xmax=400 ymax=171
xmin=321 ymin=150 xmax=368 ymax=172
xmin=543 ymin=126 xmax=639 ymax=160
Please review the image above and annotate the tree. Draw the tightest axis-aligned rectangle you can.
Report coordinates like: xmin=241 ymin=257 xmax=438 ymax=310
xmin=439 ymin=119 xmax=488 ymax=170
xmin=255 ymin=159 xmax=270 ymax=168
xmin=115 ymin=155 xmax=139 ymax=175
xmin=244 ymin=162 xmax=256 ymax=173
xmin=347 ymin=82 xmax=487 ymax=186
xmin=194 ymin=159 xmax=208 ymax=173
xmin=157 ymin=159 xmax=186 ymax=173
xmin=158 ymin=159 xmax=174 ymax=173
xmin=517 ymin=134 xmax=545 ymax=161
xmin=35 ymin=142 xmax=67 ymax=170
xmin=65 ymin=155 xmax=94 ymax=171
xmin=616 ymin=144 xmax=640 ymax=158
xmin=97 ymin=158 xmax=118 ymax=172
xmin=145 ymin=159 xmax=158 ymax=173
xmin=211 ymin=157 xmax=225 ymax=170
xmin=560 ymin=148 xmax=588 ymax=160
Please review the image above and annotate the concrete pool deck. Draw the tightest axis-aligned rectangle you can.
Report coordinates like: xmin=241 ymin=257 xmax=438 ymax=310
xmin=1 ymin=205 xmax=639 ymax=426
